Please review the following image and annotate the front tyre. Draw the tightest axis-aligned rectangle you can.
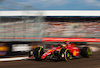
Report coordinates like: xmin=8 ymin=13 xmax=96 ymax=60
xmin=33 ymin=47 xmax=44 ymax=61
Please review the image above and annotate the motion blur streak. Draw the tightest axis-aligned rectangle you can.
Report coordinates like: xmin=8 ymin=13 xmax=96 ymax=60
xmin=0 ymin=57 xmax=28 ymax=61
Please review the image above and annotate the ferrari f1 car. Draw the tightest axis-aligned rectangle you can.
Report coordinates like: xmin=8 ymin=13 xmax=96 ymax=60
xmin=29 ymin=41 xmax=92 ymax=61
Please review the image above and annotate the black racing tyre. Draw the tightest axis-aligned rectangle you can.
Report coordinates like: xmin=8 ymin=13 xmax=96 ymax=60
xmin=80 ymin=47 xmax=92 ymax=58
xmin=64 ymin=49 xmax=70 ymax=61
xmin=53 ymin=48 xmax=70 ymax=61
xmin=59 ymin=49 xmax=70 ymax=61
xmin=33 ymin=47 xmax=44 ymax=61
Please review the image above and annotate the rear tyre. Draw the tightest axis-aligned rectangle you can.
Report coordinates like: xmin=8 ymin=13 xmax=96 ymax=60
xmin=80 ymin=47 xmax=92 ymax=58
xmin=33 ymin=47 xmax=44 ymax=61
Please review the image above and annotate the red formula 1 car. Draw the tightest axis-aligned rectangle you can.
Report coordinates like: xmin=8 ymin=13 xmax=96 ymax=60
xmin=29 ymin=41 xmax=92 ymax=61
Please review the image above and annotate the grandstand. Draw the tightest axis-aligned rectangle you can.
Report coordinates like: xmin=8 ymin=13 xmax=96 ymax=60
xmin=0 ymin=10 xmax=100 ymax=40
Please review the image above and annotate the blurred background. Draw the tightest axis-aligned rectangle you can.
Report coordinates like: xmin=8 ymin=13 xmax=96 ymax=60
xmin=0 ymin=0 xmax=100 ymax=57
xmin=0 ymin=0 xmax=100 ymax=68
xmin=0 ymin=0 xmax=99 ymax=66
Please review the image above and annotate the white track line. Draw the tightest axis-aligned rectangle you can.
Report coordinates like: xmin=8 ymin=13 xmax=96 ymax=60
xmin=0 ymin=56 xmax=28 ymax=61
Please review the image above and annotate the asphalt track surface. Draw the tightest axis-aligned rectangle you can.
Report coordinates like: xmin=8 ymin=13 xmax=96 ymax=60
xmin=0 ymin=44 xmax=100 ymax=68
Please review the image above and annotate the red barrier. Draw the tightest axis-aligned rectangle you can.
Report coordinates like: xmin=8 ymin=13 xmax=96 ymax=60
xmin=1 ymin=37 xmax=100 ymax=42
xmin=42 ymin=37 xmax=100 ymax=42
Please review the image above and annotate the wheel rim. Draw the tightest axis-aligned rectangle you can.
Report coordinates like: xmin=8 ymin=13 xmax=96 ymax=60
xmin=67 ymin=52 xmax=70 ymax=57
xmin=87 ymin=48 xmax=92 ymax=57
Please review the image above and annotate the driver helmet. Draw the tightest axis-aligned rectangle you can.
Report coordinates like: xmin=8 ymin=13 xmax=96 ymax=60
xmin=64 ymin=40 xmax=70 ymax=45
